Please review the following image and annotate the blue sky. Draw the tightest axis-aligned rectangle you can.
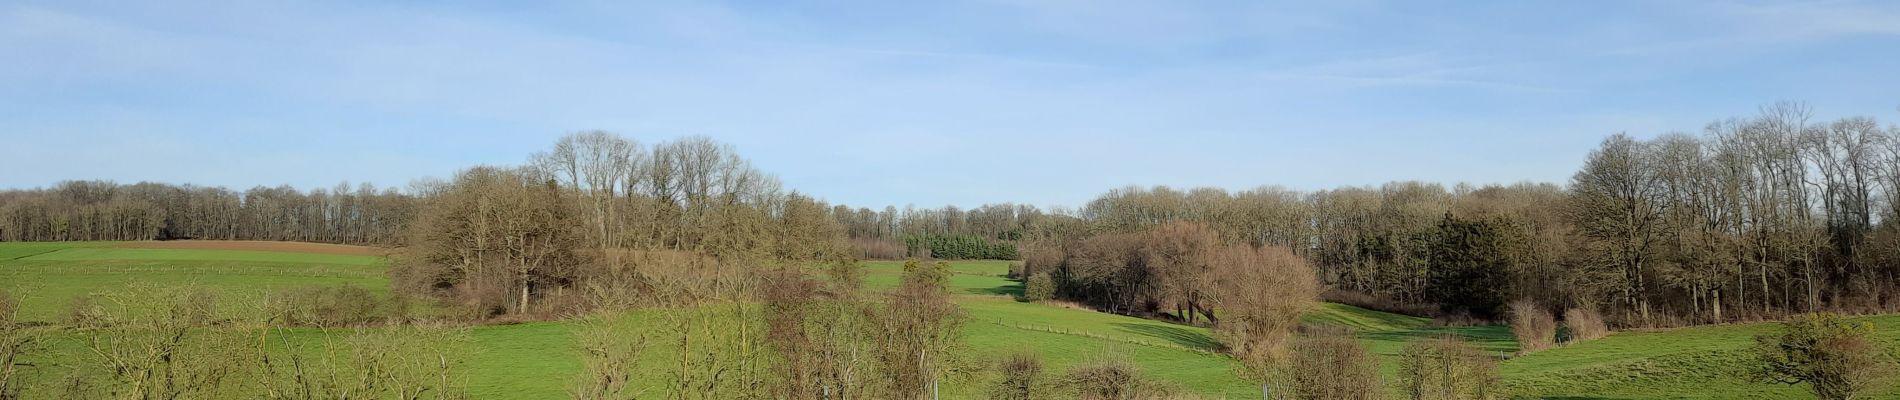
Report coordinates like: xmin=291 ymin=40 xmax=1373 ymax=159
xmin=3 ymin=0 xmax=1897 ymax=208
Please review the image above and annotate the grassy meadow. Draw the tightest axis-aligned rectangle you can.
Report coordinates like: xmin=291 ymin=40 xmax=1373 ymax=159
xmin=6 ymin=241 xmax=1900 ymax=399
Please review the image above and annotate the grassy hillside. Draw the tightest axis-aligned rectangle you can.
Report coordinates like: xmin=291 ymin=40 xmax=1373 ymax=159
xmin=1500 ymin=315 xmax=1900 ymax=399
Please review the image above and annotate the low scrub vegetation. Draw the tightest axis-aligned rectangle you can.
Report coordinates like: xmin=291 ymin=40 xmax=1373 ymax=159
xmin=988 ymin=351 xmax=1045 ymax=400
xmin=1061 ymin=354 xmax=1179 ymax=400
xmin=1507 ymin=299 xmax=1556 ymax=353
xmin=1289 ymin=334 xmax=1381 ymax=400
xmin=1399 ymin=336 xmax=1500 ymax=400
xmin=267 ymin=284 xmax=410 ymax=327
xmin=1562 ymin=307 xmax=1609 ymax=343
xmin=1751 ymin=313 xmax=1895 ymax=400
xmin=0 ymin=290 xmax=37 ymax=400
xmin=40 ymin=284 xmax=472 ymax=399
xmin=1021 ymin=273 xmax=1055 ymax=302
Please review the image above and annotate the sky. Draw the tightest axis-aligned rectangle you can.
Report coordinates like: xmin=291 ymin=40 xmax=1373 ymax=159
xmin=3 ymin=0 xmax=1898 ymax=209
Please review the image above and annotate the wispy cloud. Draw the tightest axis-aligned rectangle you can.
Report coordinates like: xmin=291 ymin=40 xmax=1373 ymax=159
xmin=1255 ymin=53 xmax=1558 ymax=92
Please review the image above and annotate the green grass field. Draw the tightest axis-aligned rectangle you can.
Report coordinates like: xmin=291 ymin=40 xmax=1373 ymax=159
xmin=0 ymin=242 xmax=388 ymax=322
xmin=1501 ymin=315 xmax=1900 ymax=399
xmin=7 ymin=241 xmax=1899 ymax=399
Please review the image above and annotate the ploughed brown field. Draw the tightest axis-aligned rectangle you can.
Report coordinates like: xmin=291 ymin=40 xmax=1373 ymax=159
xmin=113 ymin=240 xmax=390 ymax=257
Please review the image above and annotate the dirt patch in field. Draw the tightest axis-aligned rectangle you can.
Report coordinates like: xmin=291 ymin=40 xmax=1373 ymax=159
xmin=114 ymin=240 xmax=390 ymax=257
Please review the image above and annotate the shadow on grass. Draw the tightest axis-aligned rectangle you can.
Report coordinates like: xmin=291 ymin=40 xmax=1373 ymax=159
xmin=1358 ymin=325 xmax=1519 ymax=354
xmin=966 ymin=279 xmax=1024 ymax=297
xmin=1111 ymin=322 xmax=1220 ymax=350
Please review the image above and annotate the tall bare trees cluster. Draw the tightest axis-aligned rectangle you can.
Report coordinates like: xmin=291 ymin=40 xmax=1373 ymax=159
xmin=0 ymin=180 xmax=413 ymax=244
xmin=1014 ymin=103 xmax=1900 ymax=326
xmin=395 ymin=132 xmax=851 ymax=316
xmin=522 ymin=132 xmax=843 ymax=262
xmin=394 ymin=166 xmax=586 ymax=316
xmin=1015 ymin=183 xmax=1552 ymax=319
xmin=1569 ymin=103 xmax=1900 ymax=324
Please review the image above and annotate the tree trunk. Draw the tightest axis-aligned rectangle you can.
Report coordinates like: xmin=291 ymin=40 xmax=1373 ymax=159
xmin=1712 ymin=288 xmax=1723 ymax=322
xmin=519 ymin=279 xmax=531 ymax=314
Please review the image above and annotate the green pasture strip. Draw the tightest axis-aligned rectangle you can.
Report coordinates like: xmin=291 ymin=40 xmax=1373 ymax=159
xmin=18 ymin=247 xmax=386 ymax=266
xmin=1 ymin=258 xmax=389 ymax=322
xmin=0 ymin=241 xmax=116 ymax=260
xmin=1499 ymin=315 xmax=1900 ymax=399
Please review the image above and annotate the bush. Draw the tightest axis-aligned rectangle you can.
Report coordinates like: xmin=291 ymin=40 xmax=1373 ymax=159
xmin=1751 ymin=313 xmax=1895 ymax=400
xmin=1290 ymin=335 xmax=1381 ymax=400
xmin=1062 ymin=354 xmax=1175 ymax=400
xmin=570 ymin=312 xmax=649 ymax=399
xmin=1 ymin=289 xmax=38 ymax=400
xmin=989 ymin=351 xmax=1044 ymax=400
xmin=64 ymin=294 xmax=103 ymax=327
xmin=1506 ymin=298 xmax=1555 ymax=353
xmin=1022 ymin=273 xmax=1056 ymax=302
xmin=1562 ymin=307 xmax=1609 ymax=343
xmin=63 ymin=285 xmax=253 ymax=399
xmin=1399 ymin=336 xmax=1499 ymax=400
xmin=1021 ymin=244 xmax=1064 ymax=278
xmin=268 ymin=285 xmax=385 ymax=327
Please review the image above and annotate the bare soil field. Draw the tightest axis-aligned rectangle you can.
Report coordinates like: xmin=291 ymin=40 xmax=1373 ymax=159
xmin=114 ymin=240 xmax=389 ymax=257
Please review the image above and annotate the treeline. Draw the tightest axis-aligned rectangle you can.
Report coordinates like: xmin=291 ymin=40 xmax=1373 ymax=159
xmin=832 ymin=203 xmax=1074 ymax=242
xmin=0 ymin=180 xmax=414 ymax=244
xmin=901 ymin=234 xmax=1019 ymax=260
xmin=509 ymin=132 xmax=845 ymax=257
xmin=832 ymin=204 xmax=1086 ymax=259
xmin=1005 ymin=103 xmax=1900 ymax=326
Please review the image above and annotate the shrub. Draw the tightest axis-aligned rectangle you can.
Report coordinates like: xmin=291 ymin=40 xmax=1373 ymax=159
xmin=0 ymin=290 xmax=16 ymax=327
xmin=570 ymin=312 xmax=648 ymax=400
xmin=1 ymin=289 xmax=39 ymax=400
xmin=1212 ymin=245 xmax=1317 ymax=384
xmin=65 ymin=285 xmax=252 ymax=399
xmin=1023 ymin=273 xmax=1057 ymax=302
xmin=873 ymin=259 xmax=964 ymax=398
xmin=268 ymin=285 xmax=384 ymax=327
xmin=1062 ymin=354 xmax=1175 ymax=400
xmin=1751 ymin=313 xmax=1895 ymax=400
xmin=1399 ymin=336 xmax=1500 ymax=400
xmin=989 ymin=351 xmax=1044 ymax=400
xmin=1290 ymin=334 xmax=1381 ymax=400
xmin=1020 ymin=243 xmax=1064 ymax=278
xmin=339 ymin=324 xmax=472 ymax=398
xmin=1562 ymin=307 xmax=1609 ymax=343
xmin=64 ymin=294 xmax=103 ymax=327
xmin=1506 ymin=298 xmax=1555 ymax=353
